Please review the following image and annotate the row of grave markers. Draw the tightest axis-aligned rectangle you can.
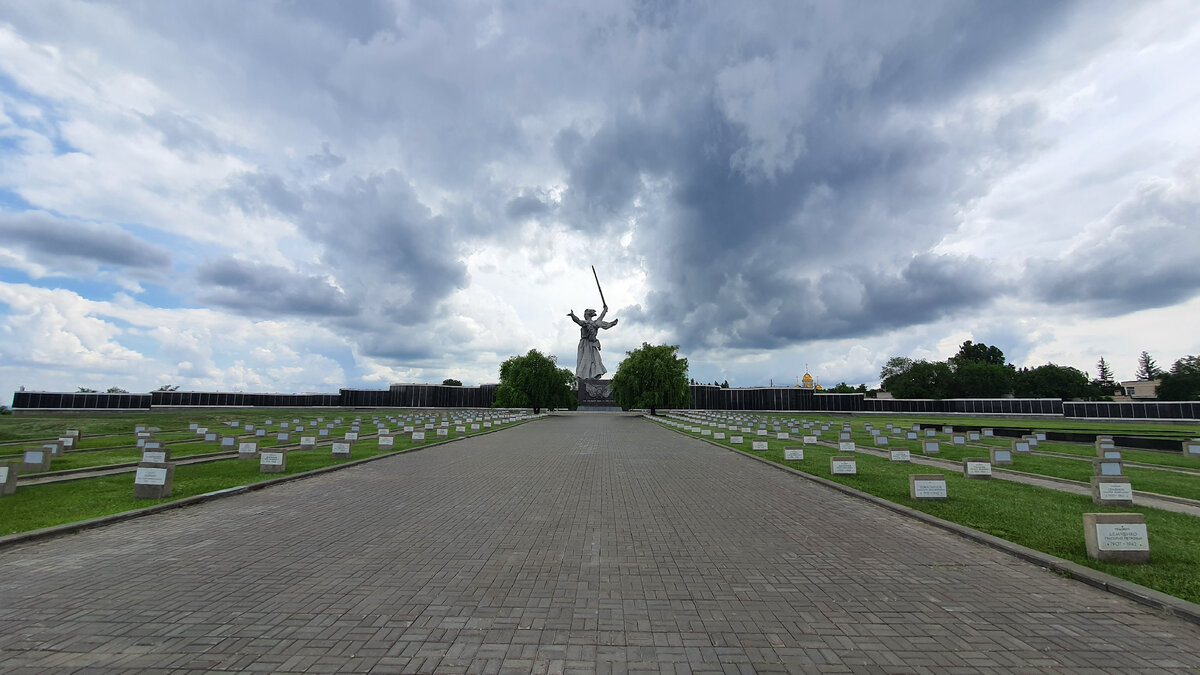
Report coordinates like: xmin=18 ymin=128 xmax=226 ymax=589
xmin=3 ymin=410 xmax=542 ymax=501
xmin=656 ymin=412 xmax=1182 ymax=564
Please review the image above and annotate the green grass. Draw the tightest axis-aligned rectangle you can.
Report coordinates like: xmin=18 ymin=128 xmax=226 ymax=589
xmin=658 ymin=416 xmax=1200 ymax=604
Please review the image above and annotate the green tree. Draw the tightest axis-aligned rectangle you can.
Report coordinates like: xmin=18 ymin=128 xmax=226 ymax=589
xmin=1012 ymin=364 xmax=1091 ymax=399
xmin=1090 ymin=357 xmax=1119 ymax=396
xmin=610 ymin=343 xmax=690 ymax=415
xmin=949 ymin=361 xmax=1013 ymax=397
xmin=77 ymin=387 xmax=98 ymax=393
xmin=1135 ymin=351 xmax=1163 ymax=380
xmin=441 ymin=378 xmax=463 ymax=386
xmin=106 ymin=386 xmax=128 ymax=393
xmin=1170 ymin=355 xmax=1200 ymax=375
xmin=883 ymin=360 xmax=954 ymax=399
xmin=720 ymin=380 xmax=730 ymax=388
xmin=879 ymin=356 xmax=913 ymax=382
xmin=949 ymin=340 xmax=1006 ymax=368
xmin=1156 ymin=373 xmax=1200 ymax=401
xmin=493 ymin=349 xmax=575 ymax=413
xmin=154 ymin=384 xmax=180 ymax=391
xmin=826 ymin=381 xmax=862 ymax=394
xmin=1096 ymin=357 xmax=1114 ymax=382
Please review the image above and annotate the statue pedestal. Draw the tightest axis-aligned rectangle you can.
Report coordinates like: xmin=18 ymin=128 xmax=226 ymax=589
xmin=577 ymin=378 xmax=622 ymax=411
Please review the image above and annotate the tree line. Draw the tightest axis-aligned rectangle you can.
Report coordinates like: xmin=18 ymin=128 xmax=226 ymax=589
xmin=881 ymin=342 xmax=1200 ymax=401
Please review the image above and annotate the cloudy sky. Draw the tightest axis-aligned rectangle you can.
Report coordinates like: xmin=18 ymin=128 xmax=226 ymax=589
xmin=2 ymin=1 xmax=1199 ymax=399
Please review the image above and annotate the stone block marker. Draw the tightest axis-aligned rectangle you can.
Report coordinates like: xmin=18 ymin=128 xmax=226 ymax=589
xmin=412 ymin=431 xmax=426 ymax=443
xmin=331 ymin=441 xmax=352 ymax=458
xmin=141 ymin=447 xmax=171 ymax=464
xmin=0 ymin=461 xmax=17 ymax=496
xmin=751 ymin=440 xmax=768 ymax=450
xmin=922 ymin=439 xmax=940 ymax=454
xmin=1012 ymin=438 xmax=1031 ymax=453
xmin=990 ymin=447 xmax=1013 ymax=466
xmin=1091 ymin=475 xmax=1134 ymax=506
xmin=21 ymin=448 xmax=51 ymax=473
xmin=963 ymin=458 xmax=992 ymax=479
xmin=42 ymin=440 xmax=63 ymax=456
xmin=299 ymin=436 xmax=317 ymax=449
xmin=260 ymin=449 xmax=286 ymax=473
xmin=839 ymin=440 xmax=855 ymax=452
xmin=238 ymin=441 xmax=258 ymax=458
xmin=1093 ymin=458 xmax=1123 ymax=476
xmin=378 ymin=434 xmax=395 ymax=449
xmin=952 ymin=433 xmax=966 ymax=446
xmin=1083 ymin=513 xmax=1149 ymax=563
xmin=783 ymin=447 xmax=804 ymax=461
xmin=909 ymin=474 xmax=947 ymax=500
xmin=1097 ymin=446 xmax=1122 ymax=459
xmin=889 ymin=449 xmax=911 ymax=462
xmin=730 ymin=435 xmax=743 ymax=444
xmin=830 ymin=456 xmax=857 ymax=475
xmin=1184 ymin=438 xmax=1200 ymax=457
xmin=133 ymin=462 xmax=173 ymax=499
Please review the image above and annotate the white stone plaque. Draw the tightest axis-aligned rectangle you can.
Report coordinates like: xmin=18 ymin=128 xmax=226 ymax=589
xmin=332 ymin=442 xmax=351 ymax=455
xmin=1015 ymin=441 xmax=1030 ymax=452
xmin=1099 ymin=461 xmax=1122 ymax=476
xmin=969 ymin=432 xmax=981 ymax=441
xmin=256 ymin=429 xmax=266 ymax=437
xmin=913 ymin=479 xmax=947 ymax=499
xmin=379 ymin=435 xmax=394 ymax=447
xmin=784 ymin=448 xmax=804 ymax=460
xmin=873 ymin=436 xmax=889 ymax=446
xmin=1095 ymin=523 xmax=1149 ymax=551
xmin=730 ymin=435 xmax=743 ymax=444
xmin=484 ymin=422 xmax=492 ymax=428
xmin=413 ymin=432 xmax=426 ymax=441
xmin=24 ymin=450 xmax=44 ymax=463
xmin=276 ymin=432 xmax=288 ymax=441
xmin=0 ymin=466 xmax=7 ymax=483
xmin=260 ymin=452 xmax=284 ymax=466
xmin=751 ymin=440 xmax=768 ymax=450
xmin=890 ymin=450 xmax=911 ymax=462
xmin=142 ymin=450 xmax=166 ymax=463
xmin=952 ymin=435 xmax=965 ymax=445
xmin=204 ymin=433 xmax=217 ymax=441
xmin=437 ymin=428 xmax=448 ymax=437
xmin=839 ymin=441 xmax=855 ymax=452
xmin=1098 ymin=482 xmax=1134 ymax=501
xmin=346 ymin=432 xmax=359 ymax=440
xmin=993 ymin=450 xmax=1012 ymax=463
xmin=966 ymin=461 xmax=992 ymax=476
xmin=831 ymin=460 xmax=856 ymax=475
xmin=906 ymin=432 xmax=918 ymax=440
xmin=1184 ymin=441 xmax=1200 ymax=456
xmin=471 ymin=424 xmax=480 ymax=430
xmin=983 ymin=428 xmax=994 ymax=437
xmin=700 ymin=429 xmax=711 ymax=436
xmin=300 ymin=436 xmax=316 ymax=446
xmin=803 ymin=435 xmax=817 ymax=444
xmin=135 ymin=467 xmax=167 ymax=485
xmin=776 ymin=432 xmax=788 ymax=440
xmin=1102 ymin=450 xmax=1121 ymax=459
xmin=713 ymin=432 xmax=725 ymax=440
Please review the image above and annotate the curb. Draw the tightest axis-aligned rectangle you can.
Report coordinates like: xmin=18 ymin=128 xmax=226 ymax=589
xmin=649 ymin=418 xmax=1200 ymax=628
xmin=0 ymin=419 xmax=540 ymax=552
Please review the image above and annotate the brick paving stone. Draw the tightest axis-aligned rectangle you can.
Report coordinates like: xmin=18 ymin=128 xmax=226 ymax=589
xmin=1 ymin=413 xmax=1200 ymax=673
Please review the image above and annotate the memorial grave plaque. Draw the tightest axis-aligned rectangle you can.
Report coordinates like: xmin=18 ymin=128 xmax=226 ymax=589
xmin=133 ymin=462 xmax=174 ymax=499
xmin=839 ymin=432 xmax=851 ymax=441
xmin=189 ymin=423 xmax=198 ymax=430
xmin=281 ymin=422 xmax=290 ymax=429
xmin=1098 ymin=447 xmax=1121 ymax=460
xmin=990 ymin=448 xmax=1013 ymax=466
xmin=963 ymin=459 xmax=992 ymax=479
xmin=1013 ymin=439 xmax=1031 ymax=453
xmin=141 ymin=448 xmax=170 ymax=463
xmin=299 ymin=436 xmax=316 ymax=449
xmin=1094 ymin=459 xmax=1123 ymax=476
xmin=1024 ymin=435 xmax=1039 ymax=448
xmin=21 ymin=449 xmax=51 ymax=473
xmin=197 ymin=427 xmax=208 ymax=435
xmin=839 ymin=441 xmax=855 ymax=452
xmin=379 ymin=435 xmax=395 ymax=448
xmin=484 ymin=422 xmax=493 ymax=428
xmin=830 ymin=457 xmax=857 ymax=475
xmin=906 ymin=431 xmax=918 ymax=440
xmin=58 ymin=437 xmax=75 ymax=451
xmin=952 ymin=434 xmax=966 ymax=446
xmin=276 ymin=432 xmax=289 ymax=442
xmin=968 ymin=431 xmax=981 ymax=441
xmin=43 ymin=441 xmax=63 ymax=456
xmin=1035 ymin=432 xmax=1047 ymax=441
xmin=0 ymin=462 xmax=17 ymax=496
xmin=873 ymin=435 xmax=889 ymax=446
xmin=890 ymin=449 xmax=911 ymax=462
xmin=730 ymin=435 xmax=743 ymax=444
xmin=204 ymin=432 xmax=217 ymax=442
xmin=256 ymin=429 xmax=266 ymax=437
xmin=784 ymin=447 xmax=804 ymax=461
xmin=1091 ymin=476 xmax=1134 ymax=506
xmin=1184 ymin=439 xmax=1200 ymax=457
xmin=1083 ymin=513 xmax=1149 ymax=563
xmin=699 ymin=429 xmax=710 ymax=436
xmin=437 ymin=427 xmax=449 ymax=437
xmin=260 ymin=450 xmax=286 ymax=473
xmin=345 ymin=431 xmax=359 ymax=440
xmin=220 ymin=436 xmax=236 ymax=450
xmin=456 ymin=426 xmax=466 ymax=433
xmin=803 ymin=435 xmax=817 ymax=445
xmin=238 ymin=441 xmax=258 ymax=458
xmin=909 ymin=474 xmax=947 ymax=500
xmin=331 ymin=442 xmax=352 ymax=457
xmin=942 ymin=426 xmax=953 ymax=434
xmin=245 ymin=424 xmax=255 ymax=432
xmin=412 ymin=431 xmax=426 ymax=442
xmin=982 ymin=428 xmax=994 ymax=437
xmin=776 ymin=432 xmax=788 ymax=440
xmin=751 ymin=440 xmax=768 ymax=451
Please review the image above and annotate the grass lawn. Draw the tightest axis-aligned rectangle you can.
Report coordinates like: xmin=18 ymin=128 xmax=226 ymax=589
xmin=656 ymin=415 xmax=1200 ymax=605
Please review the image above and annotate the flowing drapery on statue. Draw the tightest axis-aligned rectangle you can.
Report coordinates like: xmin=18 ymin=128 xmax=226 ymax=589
xmin=568 ymin=305 xmax=618 ymax=380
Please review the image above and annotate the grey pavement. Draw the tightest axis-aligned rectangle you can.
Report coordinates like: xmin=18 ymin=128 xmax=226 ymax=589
xmin=1 ymin=414 xmax=1198 ymax=674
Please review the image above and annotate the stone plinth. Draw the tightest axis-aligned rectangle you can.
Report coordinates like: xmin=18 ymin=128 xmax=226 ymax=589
xmin=0 ymin=461 xmax=17 ymax=496
xmin=909 ymin=474 xmax=947 ymax=500
xmin=577 ymin=378 xmax=621 ymax=411
xmin=1083 ymin=513 xmax=1149 ymax=563
xmin=260 ymin=450 xmax=287 ymax=473
xmin=133 ymin=462 xmax=174 ymax=499
xmin=1091 ymin=476 xmax=1134 ymax=506
xmin=21 ymin=449 xmax=51 ymax=473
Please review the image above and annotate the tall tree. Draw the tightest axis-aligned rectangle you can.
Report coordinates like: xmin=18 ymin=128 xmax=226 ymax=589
xmin=1170 ymin=355 xmax=1200 ymax=375
xmin=493 ymin=349 xmax=575 ymax=414
xmin=879 ymin=356 xmax=914 ymax=382
xmin=949 ymin=340 xmax=1006 ymax=368
xmin=1012 ymin=364 xmax=1091 ymax=399
xmin=883 ymin=360 xmax=954 ymax=399
xmin=441 ymin=378 xmax=463 ymax=386
xmin=1095 ymin=357 xmax=1114 ymax=383
xmin=1135 ymin=351 xmax=1163 ymax=380
xmin=610 ymin=343 xmax=690 ymax=415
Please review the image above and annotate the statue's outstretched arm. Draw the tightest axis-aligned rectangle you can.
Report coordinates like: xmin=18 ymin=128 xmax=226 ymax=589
xmin=568 ymin=311 xmax=584 ymax=326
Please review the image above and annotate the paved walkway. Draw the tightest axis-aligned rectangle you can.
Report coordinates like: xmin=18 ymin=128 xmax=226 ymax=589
xmin=2 ymin=414 xmax=1198 ymax=674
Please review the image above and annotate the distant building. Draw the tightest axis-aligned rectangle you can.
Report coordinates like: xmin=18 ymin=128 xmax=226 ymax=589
xmin=1118 ymin=379 xmax=1160 ymax=400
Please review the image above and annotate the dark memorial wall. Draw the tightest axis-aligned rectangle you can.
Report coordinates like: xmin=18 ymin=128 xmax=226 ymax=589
xmin=10 ymin=386 xmax=1200 ymax=419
